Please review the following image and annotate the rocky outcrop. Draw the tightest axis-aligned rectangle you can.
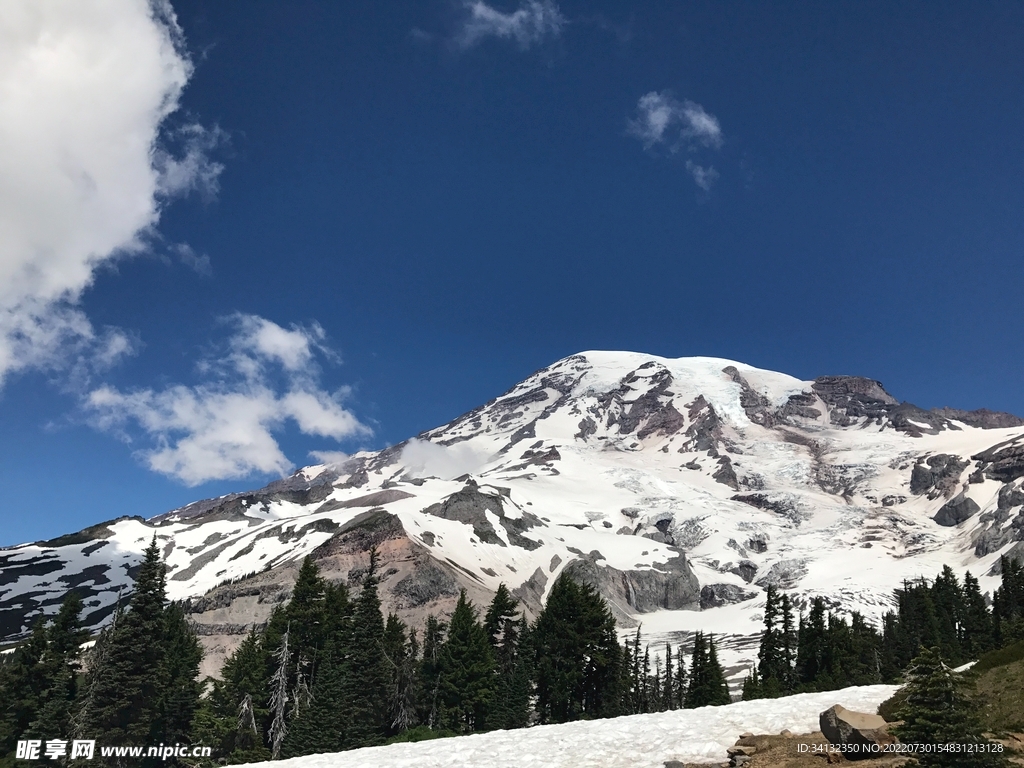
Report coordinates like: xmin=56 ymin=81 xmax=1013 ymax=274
xmin=910 ymin=454 xmax=969 ymax=498
xmin=422 ymin=483 xmax=543 ymax=550
xmin=933 ymin=492 xmax=980 ymax=527
xmin=723 ymin=366 xmax=775 ymax=428
xmin=819 ymin=704 xmax=896 ymax=759
xmin=974 ymin=438 xmax=1024 ymax=483
xmin=563 ymin=549 xmax=700 ymax=626
xmin=713 ymin=456 xmax=739 ymax=490
xmin=932 ymin=407 xmax=1024 ymax=429
xmin=755 ymin=559 xmax=807 ymax=590
xmin=699 ymin=583 xmax=757 ymax=609
xmin=680 ymin=395 xmax=723 ymax=452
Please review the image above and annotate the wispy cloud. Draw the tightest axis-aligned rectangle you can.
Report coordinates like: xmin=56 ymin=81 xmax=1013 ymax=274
xmin=0 ymin=0 xmax=222 ymax=389
xmin=457 ymin=0 xmax=565 ymax=49
xmin=85 ymin=315 xmax=370 ymax=486
xmin=685 ymin=161 xmax=719 ymax=192
xmin=628 ymin=92 xmax=723 ymax=150
xmin=628 ymin=91 xmax=724 ymax=189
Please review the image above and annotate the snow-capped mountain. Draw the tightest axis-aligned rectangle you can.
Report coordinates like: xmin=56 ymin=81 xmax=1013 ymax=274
xmin=3 ymin=351 xmax=1024 ymax=679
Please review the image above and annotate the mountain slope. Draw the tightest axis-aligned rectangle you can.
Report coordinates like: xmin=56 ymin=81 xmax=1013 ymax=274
xmin=3 ymin=351 xmax=1024 ymax=678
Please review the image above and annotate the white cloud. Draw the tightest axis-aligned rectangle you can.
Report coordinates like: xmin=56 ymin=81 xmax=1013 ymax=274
xmin=628 ymin=92 xmax=723 ymax=151
xmin=0 ymin=0 xmax=221 ymax=388
xmin=399 ymin=438 xmax=491 ymax=480
xmin=171 ymin=243 xmax=212 ymax=276
xmin=308 ymin=450 xmax=350 ymax=467
xmin=686 ymin=161 xmax=720 ymax=192
xmin=458 ymin=0 xmax=565 ymax=49
xmin=85 ymin=315 xmax=370 ymax=486
xmin=628 ymin=91 xmax=724 ymax=189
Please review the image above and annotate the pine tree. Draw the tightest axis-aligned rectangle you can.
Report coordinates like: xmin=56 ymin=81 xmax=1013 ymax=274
xmin=155 ymin=602 xmax=203 ymax=750
xmin=894 ymin=647 xmax=1008 ymax=768
xmin=338 ymin=548 xmax=388 ymax=748
xmin=0 ymin=618 xmax=47 ymax=758
xmin=931 ymin=565 xmax=965 ymax=664
xmin=532 ymin=573 xmax=623 ymax=723
xmin=268 ymin=625 xmax=290 ymax=759
xmin=417 ymin=614 xmax=446 ymax=729
xmin=28 ymin=593 xmax=90 ymax=743
xmin=663 ymin=643 xmax=676 ymax=709
xmin=437 ymin=591 xmax=495 ymax=733
xmin=705 ymin=635 xmax=731 ymax=706
xmin=796 ymin=598 xmax=827 ymax=689
xmin=77 ymin=538 xmax=169 ymax=750
xmin=484 ymin=586 xmax=530 ymax=730
xmin=381 ymin=614 xmax=417 ymax=736
xmin=961 ymin=572 xmax=994 ymax=657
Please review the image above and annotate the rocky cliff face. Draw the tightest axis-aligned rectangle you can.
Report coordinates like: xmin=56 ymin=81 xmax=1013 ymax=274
xmin=3 ymin=351 xmax=1024 ymax=679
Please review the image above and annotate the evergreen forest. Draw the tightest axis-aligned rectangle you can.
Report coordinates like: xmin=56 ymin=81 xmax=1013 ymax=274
xmin=1 ymin=538 xmax=1023 ymax=766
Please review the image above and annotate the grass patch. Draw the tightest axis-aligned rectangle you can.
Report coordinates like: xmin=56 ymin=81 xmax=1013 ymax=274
xmin=970 ymin=639 xmax=1024 ymax=675
xmin=973 ymin=656 xmax=1024 ymax=734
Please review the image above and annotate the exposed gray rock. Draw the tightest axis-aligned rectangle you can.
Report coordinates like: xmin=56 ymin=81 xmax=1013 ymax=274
xmin=933 ymin=492 xmax=980 ymax=527
xmin=575 ymin=416 xmax=597 ymax=440
xmin=422 ymin=484 xmax=543 ymax=550
xmin=730 ymin=560 xmax=758 ymax=583
xmin=713 ymin=456 xmax=739 ymax=490
xmin=563 ymin=549 xmax=700 ymax=626
xmin=722 ymin=366 xmax=776 ymax=428
xmin=699 ymin=583 xmax=757 ymax=609
xmin=932 ymin=407 xmax=1024 ymax=429
xmin=974 ymin=439 xmax=1024 ymax=483
xmin=819 ymin=704 xmax=896 ymax=760
xmin=998 ymin=482 xmax=1024 ymax=511
xmin=755 ymin=559 xmax=807 ymax=589
xmin=973 ymin=525 xmax=1012 ymax=557
xmin=775 ymin=391 xmax=822 ymax=423
xmin=910 ymin=454 xmax=969 ymax=498
xmin=392 ymin=561 xmax=460 ymax=607
xmin=746 ymin=534 xmax=769 ymax=554
xmin=679 ymin=395 xmax=723 ymax=452
xmin=989 ymin=541 xmax=1024 ymax=574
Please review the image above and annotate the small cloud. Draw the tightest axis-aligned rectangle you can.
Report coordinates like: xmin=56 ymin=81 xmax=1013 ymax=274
xmin=686 ymin=161 xmax=719 ymax=191
xmin=628 ymin=91 xmax=722 ymax=151
xmin=457 ymin=0 xmax=565 ymax=49
xmin=85 ymin=315 xmax=370 ymax=486
xmin=400 ymin=438 xmax=491 ymax=480
xmin=171 ymin=243 xmax=212 ymax=276
xmin=154 ymin=123 xmax=227 ymax=201
xmin=309 ymin=450 xmax=350 ymax=467
xmin=410 ymin=27 xmax=434 ymax=43
xmin=628 ymin=91 xmax=724 ymax=190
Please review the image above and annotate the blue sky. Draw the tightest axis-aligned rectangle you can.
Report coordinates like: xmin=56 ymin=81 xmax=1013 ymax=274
xmin=1 ymin=1 xmax=1022 ymax=546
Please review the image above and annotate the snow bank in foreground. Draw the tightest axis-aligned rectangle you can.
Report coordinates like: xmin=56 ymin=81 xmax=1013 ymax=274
xmin=256 ymin=684 xmax=899 ymax=768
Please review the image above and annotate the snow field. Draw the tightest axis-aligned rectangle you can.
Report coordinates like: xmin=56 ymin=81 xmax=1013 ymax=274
xmin=252 ymin=685 xmax=898 ymax=768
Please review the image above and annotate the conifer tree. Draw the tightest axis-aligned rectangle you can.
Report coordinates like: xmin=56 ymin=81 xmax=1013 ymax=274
xmin=29 ymin=593 xmax=90 ymax=743
xmin=437 ymin=591 xmax=495 ymax=733
xmin=155 ymin=602 xmax=203 ymax=750
xmin=796 ymin=597 xmax=828 ymax=689
xmin=484 ymin=586 xmax=530 ymax=730
xmin=417 ymin=614 xmax=446 ymax=729
xmin=961 ymin=572 xmax=994 ymax=657
xmin=532 ymin=573 xmax=622 ymax=723
xmin=268 ymin=625 xmax=290 ymax=759
xmin=381 ymin=614 xmax=417 ymax=736
xmin=338 ymin=548 xmax=388 ymax=748
xmin=0 ymin=618 xmax=47 ymax=757
xmin=894 ymin=647 xmax=1008 ymax=768
xmin=77 ymin=538 xmax=169 ymax=750
xmin=663 ymin=643 xmax=676 ymax=709
xmin=685 ymin=632 xmax=730 ymax=707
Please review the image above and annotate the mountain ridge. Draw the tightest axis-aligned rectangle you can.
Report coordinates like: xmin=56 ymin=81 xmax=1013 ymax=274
xmin=3 ymin=350 xmax=1024 ymax=679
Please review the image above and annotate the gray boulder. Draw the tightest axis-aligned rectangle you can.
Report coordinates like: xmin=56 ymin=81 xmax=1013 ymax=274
xmin=819 ymin=704 xmax=896 ymax=760
xmin=933 ymin=491 xmax=980 ymax=527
